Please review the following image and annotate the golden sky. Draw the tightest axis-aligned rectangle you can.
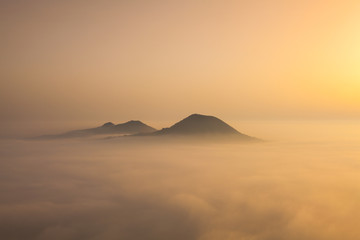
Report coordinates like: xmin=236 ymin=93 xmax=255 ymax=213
xmin=1 ymin=0 xmax=360 ymax=122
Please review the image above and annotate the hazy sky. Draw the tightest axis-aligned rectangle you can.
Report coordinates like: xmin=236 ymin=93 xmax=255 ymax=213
xmin=1 ymin=0 xmax=360 ymax=123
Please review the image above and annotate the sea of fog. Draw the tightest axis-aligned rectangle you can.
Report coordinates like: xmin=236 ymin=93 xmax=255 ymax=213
xmin=0 ymin=121 xmax=360 ymax=240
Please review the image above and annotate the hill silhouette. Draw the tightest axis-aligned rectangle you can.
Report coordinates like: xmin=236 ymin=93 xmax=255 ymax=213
xmin=32 ymin=114 xmax=258 ymax=141
xmin=35 ymin=120 xmax=156 ymax=139
xmin=149 ymin=114 xmax=256 ymax=140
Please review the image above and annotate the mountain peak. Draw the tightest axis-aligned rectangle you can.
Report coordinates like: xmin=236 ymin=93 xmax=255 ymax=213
xmin=187 ymin=113 xmax=209 ymax=118
xmin=188 ymin=113 xmax=203 ymax=117
xmin=185 ymin=113 xmax=218 ymax=120
xmin=102 ymin=122 xmax=115 ymax=127
xmin=125 ymin=120 xmax=142 ymax=124
xmin=33 ymin=120 xmax=156 ymax=139
xmin=153 ymin=113 xmax=244 ymax=136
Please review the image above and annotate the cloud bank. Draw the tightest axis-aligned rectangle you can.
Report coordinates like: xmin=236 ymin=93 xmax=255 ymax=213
xmin=0 ymin=138 xmax=359 ymax=240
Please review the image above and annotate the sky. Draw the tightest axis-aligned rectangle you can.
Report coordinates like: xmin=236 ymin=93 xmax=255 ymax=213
xmin=1 ymin=0 xmax=360 ymax=125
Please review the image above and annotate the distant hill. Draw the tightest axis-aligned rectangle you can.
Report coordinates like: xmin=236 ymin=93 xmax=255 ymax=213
xmin=35 ymin=120 xmax=156 ymax=139
xmin=149 ymin=114 xmax=256 ymax=140
xmin=32 ymin=114 xmax=259 ymax=141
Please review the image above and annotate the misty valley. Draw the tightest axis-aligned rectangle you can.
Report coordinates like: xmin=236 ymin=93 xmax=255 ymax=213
xmin=1 ymin=120 xmax=360 ymax=240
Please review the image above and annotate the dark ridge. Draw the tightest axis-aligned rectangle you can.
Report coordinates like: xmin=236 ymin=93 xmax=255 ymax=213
xmin=102 ymin=122 xmax=115 ymax=127
xmin=33 ymin=120 xmax=156 ymax=139
xmin=113 ymin=120 xmax=156 ymax=133
xmin=156 ymin=114 xmax=239 ymax=135
xmin=147 ymin=113 xmax=257 ymax=141
xmin=30 ymin=114 xmax=259 ymax=142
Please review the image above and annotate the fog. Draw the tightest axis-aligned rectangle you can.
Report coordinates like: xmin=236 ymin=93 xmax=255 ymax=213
xmin=1 ymin=121 xmax=360 ymax=240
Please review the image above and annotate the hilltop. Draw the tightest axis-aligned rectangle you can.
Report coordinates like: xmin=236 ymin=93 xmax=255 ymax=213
xmin=148 ymin=114 xmax=256 ymax=141
xmin=34 ymin=120 xmax=156 ymax=139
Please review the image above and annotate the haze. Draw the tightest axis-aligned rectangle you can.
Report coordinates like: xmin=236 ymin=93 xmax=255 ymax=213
xmin=1 ymin=122 xmax=360 ymax=240
xmin=1 ymin=0 xmax=360 ymax=129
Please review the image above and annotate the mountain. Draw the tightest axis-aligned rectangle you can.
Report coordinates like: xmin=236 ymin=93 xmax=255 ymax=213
xmin=150 ymin=114 xmax=256 ymax=140
xmin=35 ymin=120 xmax=156 ymax=139
xmin=32 ymin=114 xmax=258 ymax=141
